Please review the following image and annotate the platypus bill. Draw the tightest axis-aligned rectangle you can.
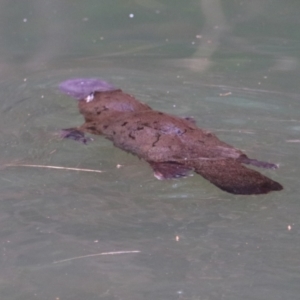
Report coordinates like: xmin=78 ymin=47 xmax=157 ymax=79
xmin=58 ymin=78 xmax=283 ymax=195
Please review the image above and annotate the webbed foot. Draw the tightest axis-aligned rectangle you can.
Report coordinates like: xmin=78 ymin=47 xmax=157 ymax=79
xmin=59 ymin=128 xmax=93 ymax=145
xmin=148 ymin=161 xmax=192 ymax=180
xmin=238 ymin=156 xmax=279 ymax=170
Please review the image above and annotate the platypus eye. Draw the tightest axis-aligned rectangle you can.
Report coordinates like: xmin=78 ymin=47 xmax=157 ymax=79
xmin=85 ymin=93 xmax=94 ymax=103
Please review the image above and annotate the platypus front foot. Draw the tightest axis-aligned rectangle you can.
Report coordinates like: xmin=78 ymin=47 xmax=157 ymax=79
xmin=59 ymin=128 xmax=93 ymax=145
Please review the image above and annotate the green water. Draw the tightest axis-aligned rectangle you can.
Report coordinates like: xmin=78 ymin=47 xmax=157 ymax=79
xmin=0 ymin=1 xmax=299 ymax=300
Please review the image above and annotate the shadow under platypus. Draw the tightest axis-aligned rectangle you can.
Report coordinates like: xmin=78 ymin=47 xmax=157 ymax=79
xmin=59 ymin=78 xmax=283 ymax=195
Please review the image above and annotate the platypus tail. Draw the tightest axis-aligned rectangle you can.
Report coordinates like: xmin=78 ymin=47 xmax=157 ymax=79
xmin=192 ymin=159 xmax=283 ymax=195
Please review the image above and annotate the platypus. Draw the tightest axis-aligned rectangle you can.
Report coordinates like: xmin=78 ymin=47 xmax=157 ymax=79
xmin=58 ymin=78 xmax=283 ymax=195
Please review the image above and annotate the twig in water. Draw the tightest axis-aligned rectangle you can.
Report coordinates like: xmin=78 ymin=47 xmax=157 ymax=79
xmin=3 ymin=164 xmax=104 ymax=173
xmin=53 ymin=250 xmax=141 ymax=264
xmin=286 ymin=140 xmax=300 ymax=143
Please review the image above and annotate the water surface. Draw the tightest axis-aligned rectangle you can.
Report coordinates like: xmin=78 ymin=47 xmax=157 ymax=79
xmin=0 ymin=1 xmax=299 ymax=300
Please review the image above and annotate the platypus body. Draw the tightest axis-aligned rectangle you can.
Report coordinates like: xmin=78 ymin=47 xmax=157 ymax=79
xmin=59 ymin=78 xmax=283 ymax=195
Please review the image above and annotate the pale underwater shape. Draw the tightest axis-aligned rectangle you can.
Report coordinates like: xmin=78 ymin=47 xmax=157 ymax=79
xmin=59 ymin=78 xmax=116 ymax=99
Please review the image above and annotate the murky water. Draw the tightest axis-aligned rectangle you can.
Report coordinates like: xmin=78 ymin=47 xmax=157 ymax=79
xmin=0 ymin=1 xmax=299 ymax=300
